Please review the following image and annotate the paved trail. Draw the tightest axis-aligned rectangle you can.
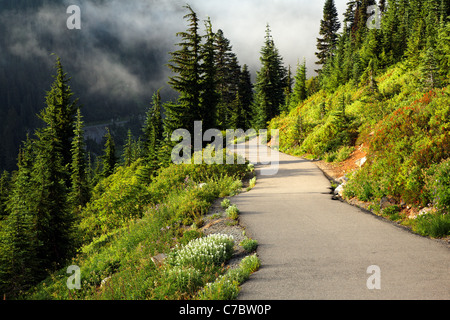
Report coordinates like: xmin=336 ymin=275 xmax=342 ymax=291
xmin=233 ymin=138 xmax=450 ymax=300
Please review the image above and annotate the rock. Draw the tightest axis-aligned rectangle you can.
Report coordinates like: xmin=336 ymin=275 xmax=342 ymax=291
xmin=356 ymin=157 xmax=367 ymax=168
xmin=380 ymin=196 xmax=396 ymax=209
xmin=151 ymin=253 xmax=167 ymax=267
xmin=100 ymin=276 xmax=111 ymax=288
xmin=417 ymin=207 xmax=435 ymax=217
xmin=337 ymin=176 xmax=349 ymax=184
xmin=334 ymin=183 xmax=346 ymax=197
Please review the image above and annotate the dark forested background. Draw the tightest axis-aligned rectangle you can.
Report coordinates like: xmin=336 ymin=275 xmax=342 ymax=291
xmin=0 ymin=0 xmax=178 ymax=171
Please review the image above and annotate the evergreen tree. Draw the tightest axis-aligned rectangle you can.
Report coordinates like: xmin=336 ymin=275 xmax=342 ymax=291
xmin=238 ymin=64 xmax=254 ymax=130
xmin=253 ymin=25 xmax=287 ymax=128
xmin=101 ymin=128 xmax=117 ymax=178
xmin=282 ymin=65 xmax=293 ymax=114
xmin=381 ymin=0 xmax=410 ymax=63
xmin=0 ymin=137 xmax=38 ymax=297
xmin=315 ymin=0 xmax=341 ymax=70
xmin=39 ymin=55 xmax=78 ymax=176
xmin=436 ymin=20 xmax=450 ymax=83
xmin=343 ymin=0 xmax=358 ymax=33
xmin=420 ymin=46 xmax=441 ymax=89
xmin=123 ymin=130 xmax=134 ymax=167
xmin=379 ymin=0 xmax=388 ymax=13
xmin=354 ymin=0 xmax=376 ymax=46
xmin=200 ymin=17 xmax=219 ymax=132
xmin=32 ymin=104 xmax=74 ymax=270
xmin=230 ymin=92 xmax=244 ymax=130
xmin=0 ymin=170 xmax=10 ymax=219
xmin=214 ymin=29 xmax=241 ymax=130
xmin=70 ymin=108 xmax=90 ymax=210
xmin=143 ymin=90 xmax=163 ymax=166
xmin=291 ymin=59 xmax=308 ymax=109
xmin=165 ymin=4 xmax=202 ymax=136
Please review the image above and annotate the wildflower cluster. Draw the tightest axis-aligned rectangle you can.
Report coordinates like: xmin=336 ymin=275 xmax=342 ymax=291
xmin=168 ymin=234 xmax=235 ymax=270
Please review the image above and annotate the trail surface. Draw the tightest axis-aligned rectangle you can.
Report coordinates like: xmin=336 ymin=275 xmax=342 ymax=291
xmin=233 ymin=138 xmax=450 ymax=300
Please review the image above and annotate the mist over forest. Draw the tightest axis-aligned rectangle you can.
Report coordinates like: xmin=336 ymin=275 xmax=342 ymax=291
xmin=0 ymin=0 xmax=341 ymax=171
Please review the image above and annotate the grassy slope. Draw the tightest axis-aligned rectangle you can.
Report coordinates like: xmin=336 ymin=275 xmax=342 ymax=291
xmin=269 ymin=62 xmax=450 ymax=238
xmin=24 ymin=155 xmax=260 ymax=300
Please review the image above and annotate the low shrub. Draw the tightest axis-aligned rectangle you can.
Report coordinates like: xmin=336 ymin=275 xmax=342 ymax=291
xmin=221 ymin=198 xmax=231 ymax=209
xmin=225 ymin=205 xmax=240 ymax=220
xmin=196 ymin=254 xmax=261 ymax=300
xmin=247 ymin=177 xmax=257 ymax=191
xmin=425 ymin=158 xmax=450 ymax=214
xmin=413 ymin=213 xmax=450 ymax=238
xmin=382 ymin=205 xmax=402 ymax=221
xmin=239 ymin=237 xmax=258 ymax=252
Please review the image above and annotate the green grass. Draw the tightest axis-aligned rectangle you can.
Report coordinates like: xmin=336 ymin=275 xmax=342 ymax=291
xmin=412 ymin=213 xmax=450 ymax=238
xmin=23 ymin=150 xmax=256 ymax=300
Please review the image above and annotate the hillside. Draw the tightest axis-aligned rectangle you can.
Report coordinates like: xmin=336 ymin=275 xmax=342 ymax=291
xmin=269 ymin=61 xmax=450 ymax=238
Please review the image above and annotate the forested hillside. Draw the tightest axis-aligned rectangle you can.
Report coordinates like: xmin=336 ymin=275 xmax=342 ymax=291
xmin=269 ymin=0 xmax=450 ymax=237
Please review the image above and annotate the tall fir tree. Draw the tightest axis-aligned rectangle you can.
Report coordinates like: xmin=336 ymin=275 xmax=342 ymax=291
xmin=143 ymin=90 xmax=163 ymax=164
xmin=214 ymin=29 xmax=241 ymax=130
xmin=237 ymin=64 xmax=254 ymax=130
xmin=436 ymin=20 xmax=450 ymax=83
xmin=69 ymin=108 xmax=90 ymax=210
xmin=165 ymin=4 xmax=202 ymax=136
xmin=199 ymin=17 xmax=219 ymax=132
xmin=122 ymin=130 xmax=134 ymax=167
xmin=0 ymin=170 xmax=10 ymax=219
xmin=101 ymin=128 xmax=117 ymax=178
xmin=0 ymin=137 xmax=39 ymax=297
xmin=315 ymin=0 xmax=341 ymax=70
xmin=353 ymin=0 xmax=376 ymax=46
xmin=40 ymin=56 xmax=79 ymax=179
xmin=282 ymin=65 xmax=293 ymax=114
xmin=420 ymin=46 xmax=441 ymax=89
xmin=291 ymin=59 xmax=308 ymax=109
xmin=253 ymin=24 xmax=287 ymax=128
xmin=32 ymin=97 xmax=75 ymax=270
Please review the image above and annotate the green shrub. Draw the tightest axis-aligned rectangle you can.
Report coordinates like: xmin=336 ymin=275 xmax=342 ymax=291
xmin=247 ymin=177 xmax=257 ymax=191
xmin=197 ymin=276 xmax=240 ymax=300
xmin=426 ymin=158 xmax=450 ymax=214
xmin=225 ymin=205 xmax=240 ymax=220
xmin=382 ymin=205 xmax=402 ymax=221
xmin=239 ymin=237 xmax=258 ymax=252
xmin=413 ymin=213 xmax=450 ymax=238
xmin=324 ymin=151 xmax=337 ymax=162
xmin=239 ymin=254 xmax=261 ymax=275
xmin=24 ymin=152 xmax=250 ymax=300
xmin=221 ymin=198 xmax=231 ymax=209
xmin=335 ymin=146 xmax=354 ymax=162
xmin=196 ymin=254 xmax=261 ymax=300
xmin=79 ymin=161 xmax=153 ymax=242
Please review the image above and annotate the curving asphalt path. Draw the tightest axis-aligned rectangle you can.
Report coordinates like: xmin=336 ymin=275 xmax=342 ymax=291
xmin=233 ymin=138 xmax=450 ymax=300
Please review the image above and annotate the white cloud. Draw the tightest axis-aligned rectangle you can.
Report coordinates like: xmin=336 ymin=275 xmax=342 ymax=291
xmin=1 ymin=0 xmax=350 ymax=97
